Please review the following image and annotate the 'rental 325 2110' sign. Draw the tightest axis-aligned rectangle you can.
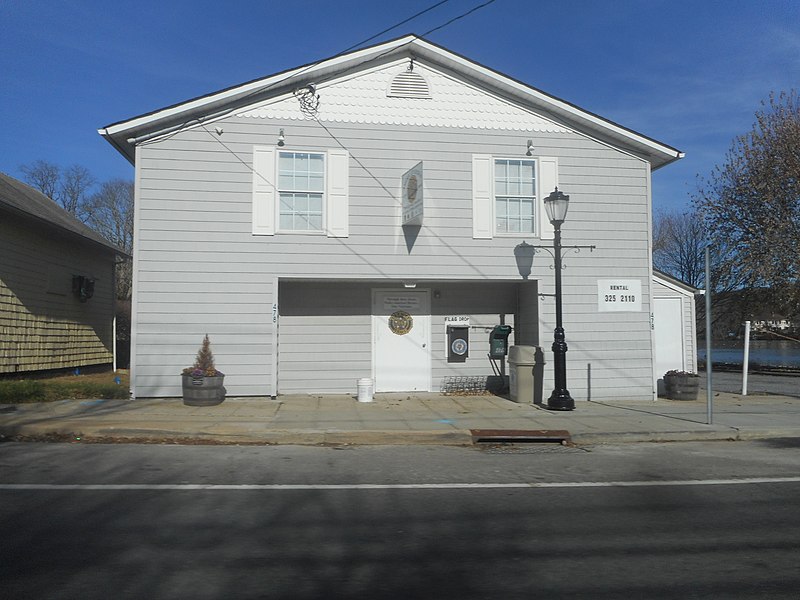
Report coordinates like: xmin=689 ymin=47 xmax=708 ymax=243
xmin=597 ymin=280 xmax=642 ymax=312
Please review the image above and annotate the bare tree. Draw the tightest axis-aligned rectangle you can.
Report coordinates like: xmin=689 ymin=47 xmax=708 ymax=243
xmin=59 ymin=165 xmax=95 ymax=217
xmin=693 ymin=90 xmax=800 ymax=307
xmin=83 ymin=179 xmax=134 ymax=300
xmin=19 ymin=160 xmax=95 ymax=218
xmin=20 ymin=159 xmax=60 ymax=201
xmin=653 ymin=210 xmax=706 ymax=288
xmin=653 ymin=209 xmax=753 ymax=336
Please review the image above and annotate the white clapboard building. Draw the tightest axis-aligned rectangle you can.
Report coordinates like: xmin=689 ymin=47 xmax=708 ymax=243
xmin=100 ymin=35 xmax=689 ymax=401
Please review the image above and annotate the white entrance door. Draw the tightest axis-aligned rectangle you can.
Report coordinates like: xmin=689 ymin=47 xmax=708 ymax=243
xmin=372 ymin=290 xmax=431 ymax=392
xmin=654 ymin=297 xmax=685 ymax=380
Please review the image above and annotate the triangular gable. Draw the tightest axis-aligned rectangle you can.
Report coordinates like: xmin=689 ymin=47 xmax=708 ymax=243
xmin=653 ymin=269 xmax=699 ymax=297
xmin=99 ymin=34 xmax=683 ymax=169
xmin=237 ymin=59 xmax=570 ymax=133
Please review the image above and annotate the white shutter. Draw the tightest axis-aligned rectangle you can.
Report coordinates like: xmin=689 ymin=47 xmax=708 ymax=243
xmin=538 ymin=157 xmax=558 ymax=240
xmin=326 ymin=149 xmax=349 ymax=238
xmin=252 ymin=146 xmax=275 ymax=235
xmin=472 ymin=154 xmax=493 ymax=239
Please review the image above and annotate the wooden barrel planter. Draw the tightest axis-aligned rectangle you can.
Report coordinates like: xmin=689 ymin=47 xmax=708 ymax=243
xmin=664 ymin=372 xmax=700 ymax=401
xmin=182 ymin=374 xmax=226 ymax=406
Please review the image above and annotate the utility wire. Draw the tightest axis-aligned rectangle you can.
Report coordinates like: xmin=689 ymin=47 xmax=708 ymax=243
xmin=339 ymin=0 xmax=452 ymax=54
xmin=137 ymin=0 xmax=454 ymax=147
xmin=312 ymin=117 xmax=493 ymax=280
xmin=421 ymin=0 xmax=496 ymax=37
xmin=185 ymin=0 xmax=505 ymax=280
xmin=138 ymin=0 xmax=498 ymax=147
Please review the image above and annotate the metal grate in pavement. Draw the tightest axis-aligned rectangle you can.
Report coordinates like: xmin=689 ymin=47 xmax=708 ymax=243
xmin=481 ymin=443 xmax=588 ymax=454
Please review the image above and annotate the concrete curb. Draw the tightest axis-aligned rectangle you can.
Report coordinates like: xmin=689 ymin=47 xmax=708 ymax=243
xmin=4 ymin=423 xmax=800 ymax=446
xmin=0 ymin=424 xmax=475 ymax=446
xmin=571 ymin=428 xmax=800 ymax=445
xmin=569 ymin=430 xmax=740 ymax=445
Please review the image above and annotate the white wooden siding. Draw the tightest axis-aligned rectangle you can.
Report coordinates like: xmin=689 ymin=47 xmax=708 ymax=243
xmin=132 ymin=95 xmax=654 ymax=399
xmin=277 ymin=281 xmax=519 ymax=394
xmin=653 ymin=277 xmax=697 ymax=373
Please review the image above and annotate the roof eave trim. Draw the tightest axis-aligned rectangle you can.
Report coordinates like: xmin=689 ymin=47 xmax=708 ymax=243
xmin=100 ymin=33 xmax=682 ymax=168
xmin=653 ymin=269 xmax=699 ymax=294
xmin=0 ymin=204 xmax=128 ymax=257
xmin=100 ymin=34 xmax=418 ymax=138
xmin=407 ymin=38 xmax=683 ymax=166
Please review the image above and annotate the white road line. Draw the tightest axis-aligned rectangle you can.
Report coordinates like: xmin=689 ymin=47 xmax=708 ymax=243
xmin=2 ymin=477 xmax=800 ymax=491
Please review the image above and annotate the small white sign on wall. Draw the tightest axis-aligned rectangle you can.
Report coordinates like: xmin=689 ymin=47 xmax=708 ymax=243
xmin=597 ymin=280 xmax=642 ymax=312
xmin=444 ymin=316 xmax=470 ymax=326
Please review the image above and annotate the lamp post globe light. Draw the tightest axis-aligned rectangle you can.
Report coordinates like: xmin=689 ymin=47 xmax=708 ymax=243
xmin=543 ymin=187 xmax=575 ymax=411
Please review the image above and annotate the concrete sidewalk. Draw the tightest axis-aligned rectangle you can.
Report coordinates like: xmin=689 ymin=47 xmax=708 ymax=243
xmin=2 ymin=389 xmax=800 ymax=446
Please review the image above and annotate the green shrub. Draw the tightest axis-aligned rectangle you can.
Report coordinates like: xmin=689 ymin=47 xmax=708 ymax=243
xmin=0 ymin=380 xmax=129 ymax=403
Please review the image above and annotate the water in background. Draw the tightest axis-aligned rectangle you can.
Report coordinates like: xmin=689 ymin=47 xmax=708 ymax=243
xmin=698 ymin=339 xmax=800 ymax=368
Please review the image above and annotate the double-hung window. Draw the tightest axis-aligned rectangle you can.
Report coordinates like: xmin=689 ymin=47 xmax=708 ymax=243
xmin=494 ymin=159 xmax=536 ymax=235
xmin=278 ymin=151 xmax=325 ymax=232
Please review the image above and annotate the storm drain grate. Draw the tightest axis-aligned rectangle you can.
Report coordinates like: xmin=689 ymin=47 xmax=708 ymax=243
xmin=482 ymin=444 xmax=587 ymax=454
xmin=470 ymin=429 xmax=572 ymax=445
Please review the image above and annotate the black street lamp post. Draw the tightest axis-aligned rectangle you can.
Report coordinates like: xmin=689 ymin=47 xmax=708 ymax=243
xmin=544 ymin=188 xmax=575 ymax=411
xmin=514 ymin=187 xmax=593 ymax=409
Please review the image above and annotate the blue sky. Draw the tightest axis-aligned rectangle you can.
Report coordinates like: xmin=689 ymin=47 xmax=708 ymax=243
xmin=1 ymin=0 xmax=798 ymax=213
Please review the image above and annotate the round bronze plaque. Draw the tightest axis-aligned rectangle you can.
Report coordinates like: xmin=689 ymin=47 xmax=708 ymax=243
xmin=406 ymin=175 xmax=418 ymax=204
xmin=388 ymin=310 xmax=413 ymax=335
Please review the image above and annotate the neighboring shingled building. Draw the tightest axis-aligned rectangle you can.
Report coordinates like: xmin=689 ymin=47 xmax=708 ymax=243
xmin=0 ymin=172 xmax=125 ymax=374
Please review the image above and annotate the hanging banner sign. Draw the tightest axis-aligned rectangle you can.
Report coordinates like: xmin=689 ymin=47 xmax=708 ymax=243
xmin=597 ymin=280 xmax=642 ymax=312
xmin=401 ymin=162 xmax=424 ymax=226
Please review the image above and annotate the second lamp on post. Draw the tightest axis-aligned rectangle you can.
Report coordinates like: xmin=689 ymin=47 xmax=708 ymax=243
xmin=543 ymin=187 xmax=575 ymax=411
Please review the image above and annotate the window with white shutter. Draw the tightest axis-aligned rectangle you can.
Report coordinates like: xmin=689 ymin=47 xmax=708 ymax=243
xmin=252 ymin=146 xmax=349 ymax=238
xmin=472 ymin=154 xmax=558 ymax=240
xmin=494 ymin=159 xmax=536 ymax=235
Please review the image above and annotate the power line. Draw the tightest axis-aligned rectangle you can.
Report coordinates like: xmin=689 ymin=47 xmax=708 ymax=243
xmin=149 ymin=1 xmax=504 ymax=279
xmin=138 ymin=0 xmax=455 ymax=147
xmin=339 ymin=0 xmax=452 ymax=54
xmin=139 ymin=0 xmax=499 ymax=147
xmin=421 ymin=0 xmax=496 ymax=37
xmin=311 ymin=117 xmax=492 ymax=279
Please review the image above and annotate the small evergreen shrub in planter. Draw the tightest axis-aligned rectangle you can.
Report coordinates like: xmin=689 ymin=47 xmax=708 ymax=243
xmin=663 ymin=370 xmax=700 ymax=401
xmin=181 ymin=335 xmax=225 ymax=406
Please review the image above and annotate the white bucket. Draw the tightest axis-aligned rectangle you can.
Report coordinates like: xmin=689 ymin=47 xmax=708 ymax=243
xmin=357 ymin=378 xmax=374 ymax=402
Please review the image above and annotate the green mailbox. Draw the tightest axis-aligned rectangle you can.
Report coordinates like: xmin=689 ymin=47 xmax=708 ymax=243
xmin=489 ymin=325 xmax=512 ymax=359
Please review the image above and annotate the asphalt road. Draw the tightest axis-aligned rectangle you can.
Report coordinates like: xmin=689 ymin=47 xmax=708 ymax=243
xmin=704 ymin=371 xmax=800 ymax=397
xmin=2 ymin=441 xmax=799 ymax=599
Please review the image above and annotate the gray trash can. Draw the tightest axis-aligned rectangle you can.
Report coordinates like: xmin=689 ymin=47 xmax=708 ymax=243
xmin=508 ymin=345 xmax=537 ymax=403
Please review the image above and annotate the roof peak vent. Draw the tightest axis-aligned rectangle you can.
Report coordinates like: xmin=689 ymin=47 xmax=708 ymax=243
xmin=387 ymin=68 xmax=431 ymax=99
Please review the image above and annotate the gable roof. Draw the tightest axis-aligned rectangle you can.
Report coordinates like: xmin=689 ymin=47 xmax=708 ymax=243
xmin=99 ymin=34 xmax=683 ymax=170
xmin=0 ymin=172 xmax=126 ymax=256
xmin=653 ymin=268 xmax=700 ymax=295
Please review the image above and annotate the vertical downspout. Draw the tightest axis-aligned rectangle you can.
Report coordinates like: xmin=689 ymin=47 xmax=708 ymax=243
xmin=129 ymin=143 xmax=143 ymax=399
xmin=645 ymin=161 xmax=657 ymax=401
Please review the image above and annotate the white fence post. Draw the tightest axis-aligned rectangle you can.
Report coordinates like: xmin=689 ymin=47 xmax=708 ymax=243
xmin=742 ymin=320 xmax=751 ymax=396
